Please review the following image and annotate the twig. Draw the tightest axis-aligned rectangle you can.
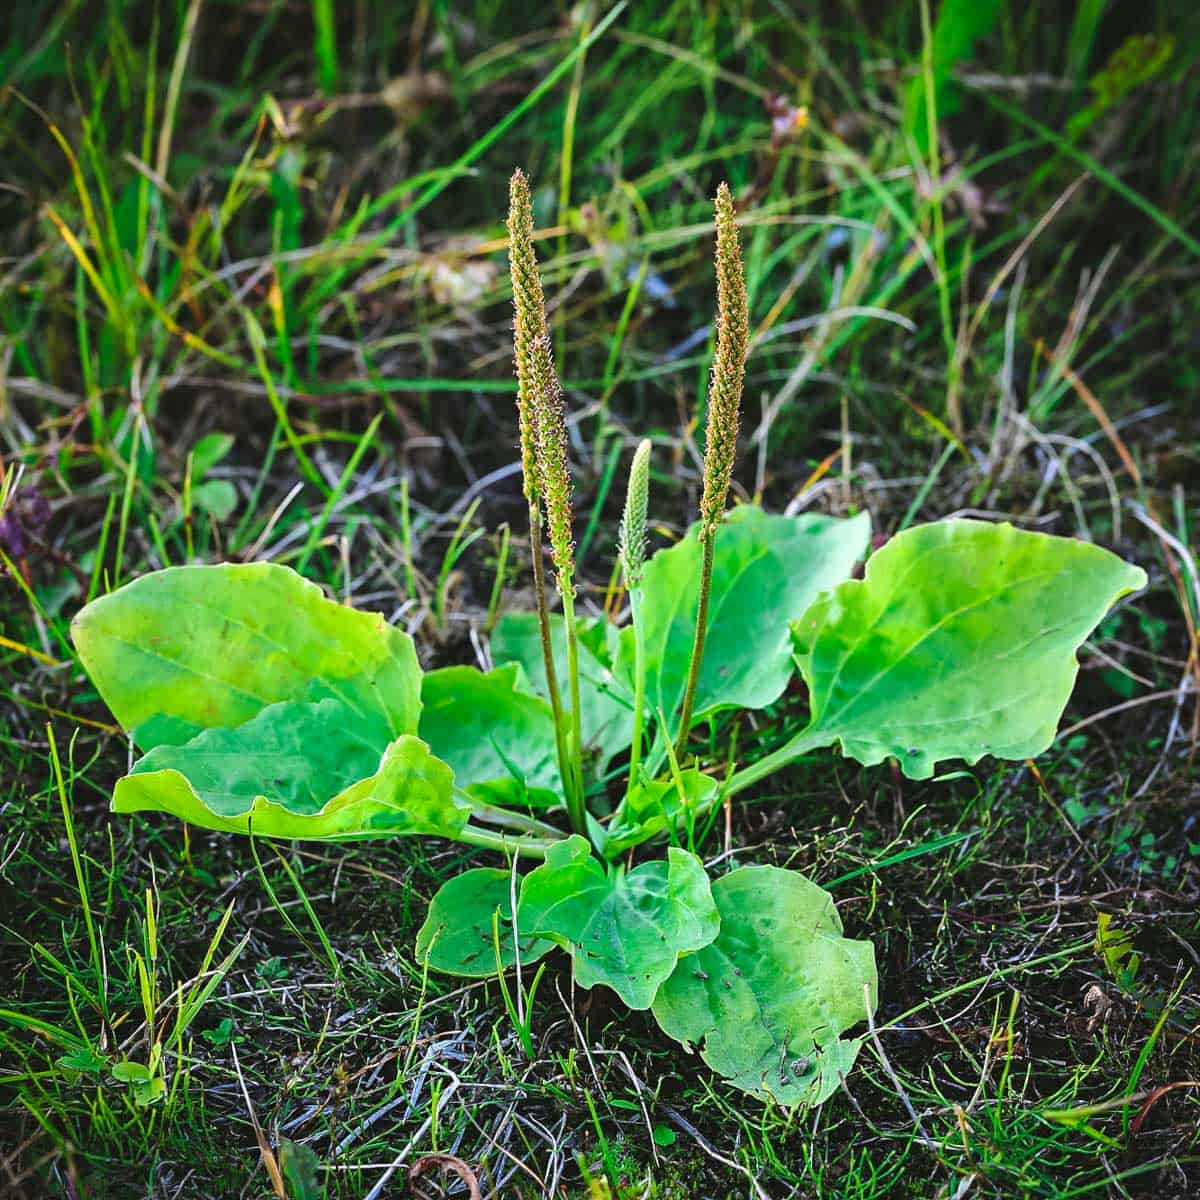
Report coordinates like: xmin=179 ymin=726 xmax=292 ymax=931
xmin=864 ymin=982 xmax=937 ymax=1153
xmin=363 ymin=1080 xmax=461 ymax=1200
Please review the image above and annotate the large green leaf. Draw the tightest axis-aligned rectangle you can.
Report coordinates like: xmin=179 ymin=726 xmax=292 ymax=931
xmin=791 ymin=520 xmax=1148 ymax=780
xmin=517 ymin=837 xmax=719 ymax=1009
xmin=72 ymin=562 xmax=421 ymax=747
xmin=491 ymin=613 xmax=633 ymax=775
xmin=652 ymin=865 xmax=876 ymax=1107
xmin=125 ymin=696 xmax=384 ymax=814
xmin=619 ymin=507 xmax=870 ymax=735
xmin=419 ymin=665 xmax=562 ymax=808
xmin=114 ymin=726 xmax=463 ymax=841
xmin=416 ymin=868 xmax=555 ymax=977
xmin=73 ymin=563 xmax=461 ymax=842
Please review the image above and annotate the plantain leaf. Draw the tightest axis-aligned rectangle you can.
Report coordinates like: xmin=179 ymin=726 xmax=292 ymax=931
xmin=125 ymin=696 xmax=385 ymax=812
xmin=652 ymin=865 xmax=876 ymax=1107
xmin=72 ymin=562 xmax=421 ymax=748
xmin=792 ymin=520 xmax=1148 ymax=780
xmin=619 ymin=507 xmax=870 ymax=735
xmin=491 ymin=613 xmax=633 ymax=775
xmin=416 ymin=868 xmax=555 ymax=977
xmin=517 ymin=836 xmax=719 ymax=1009
xmin=419 ymin=664 xmax=562 ymax=808
xmin=115 ymin=726 xmax=463 ymax=841
xmin=73 ymin=562 xmax=457 ymax=841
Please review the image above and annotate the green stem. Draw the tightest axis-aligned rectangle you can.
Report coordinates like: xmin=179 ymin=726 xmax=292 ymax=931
xmin=463 ymin=794 xmax=563 ymax=839
xmin=559 ymin=583 xmax=588 ymax=837
xmin=529 ymin=503 xmax=577 ymax=829
xmin=673 ymin=535 xmax=715 ymax=761
xmin=657 ymin=727 xmax=831 ymax=844
xmin=625 ymin=586 xmax=647 ymax=799
xmin=456 ymin=824 xmax=561 ymax=861
xmin=723 ymin=726 xmax=831 ymax=799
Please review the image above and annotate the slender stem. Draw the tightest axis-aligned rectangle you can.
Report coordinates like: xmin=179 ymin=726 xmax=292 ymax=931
xmin=456 ymin=824 xmax=561 ymax=861
xmin=657 ymin=727 xmax=831 ymax=845
xmin=625 ymin=586 xmax=647 ymax=799
xmin=722 ymin=726 xmax=832 ymax=799
xmin=463 ymin=793 xmax=563 ymax=839
xmin=673 ymin=535 xmax=715 ymax=761
xmin=529 ymin=502 xmax=577 ymax=827
xmin=559 ymin=583 xmax=587 ymax=837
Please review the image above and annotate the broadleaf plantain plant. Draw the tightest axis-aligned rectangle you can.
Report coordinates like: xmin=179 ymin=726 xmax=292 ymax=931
xmin=72 ymin=173 xmax=1147 ymax=1109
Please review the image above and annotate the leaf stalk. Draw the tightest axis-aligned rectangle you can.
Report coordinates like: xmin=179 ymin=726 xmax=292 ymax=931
xmin=722 ymin=726 xmax=832 ymax=798
xmin=528 ymin=502 xmax=574 ymax=824
xmin=464 ymin=793 xmax=564 ymax=839
xmin=456 ymin=824 xmax=562 ymax=861
xmin=558 ymin=583 xmax=587 ymax=834
xmin=673 ymin=535 xmax=715 ymax=760
xmin=626 ymin=586 xmax=648 ymax=795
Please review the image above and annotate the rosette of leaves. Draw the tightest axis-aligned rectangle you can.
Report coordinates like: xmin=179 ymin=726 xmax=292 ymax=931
xmin=73 ymin=511 xmax=1145 ymax=1107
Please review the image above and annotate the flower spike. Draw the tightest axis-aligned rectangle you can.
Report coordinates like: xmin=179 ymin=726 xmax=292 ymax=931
xmin=507 ymin=168 xmax=583 ymax=834
xmin=698 ymin=182 xmax=748 ymax=540
xmin=507 ymin=169 xmax=549 ymax=505
xmin=529 ymin=334 xmax=575 ymax=594
xmin=674 ymin=183 xmax=748 ymax=758
xmin=618 ymin=438 xmax=652 ymax=590
xmin=620 ymin=439 xmax=653 ymax=793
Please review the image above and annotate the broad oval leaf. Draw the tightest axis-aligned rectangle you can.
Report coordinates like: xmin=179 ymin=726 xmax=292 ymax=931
xmin=419 ymin=664 xmax=563 ymax=808
xmin=793 ymin=520 xmax=1148 ymax=780
xmin=125 ymin=696 xmax=385 ymax=813
xmin=115 ymin=726 xmax=464 ymax=841
xmin=72 ymin=562 xmax=421 ymax=747
xmin=416 ymin=868 xmax=555 ymax=977
xmin=491 ymin=613 xmax=633 ymax=776
xmin=618 ymin=507 xmax=870 ymax=731
xmin=652 ymin=865 xmax=876 ymax=1107
xmin=517 ymin=837 xmax=719 ymax=1009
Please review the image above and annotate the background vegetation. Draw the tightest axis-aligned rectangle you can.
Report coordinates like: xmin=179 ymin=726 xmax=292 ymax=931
xmin=2 ymin=1 xmax=1198 ymax=1196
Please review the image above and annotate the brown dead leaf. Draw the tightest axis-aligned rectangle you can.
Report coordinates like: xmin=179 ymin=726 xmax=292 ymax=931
xmin=408 ymin=1153 xmax=482 ymax=1199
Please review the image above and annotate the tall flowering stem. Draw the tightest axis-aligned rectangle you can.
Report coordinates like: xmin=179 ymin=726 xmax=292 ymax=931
xmin=619 ymin=439 xmax=652 ymax=795
xmin=507 ymin=170 xmax=581 ymax=832
xmin=674 ymin=183 xmax=748 ymax=759
xmin=529 ymin=334 xmax=586 ymax=833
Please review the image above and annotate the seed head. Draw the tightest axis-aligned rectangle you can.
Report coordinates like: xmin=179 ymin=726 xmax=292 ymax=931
xmin=698 ymin=182 xmax=748 ymax=540
xmin=507 ymin=169 xmax=549 ymax=505
xmin=618 ymin=439 xmax=652 ymax=589
xmin=529 ymin=334 xmax=575 ymax=593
